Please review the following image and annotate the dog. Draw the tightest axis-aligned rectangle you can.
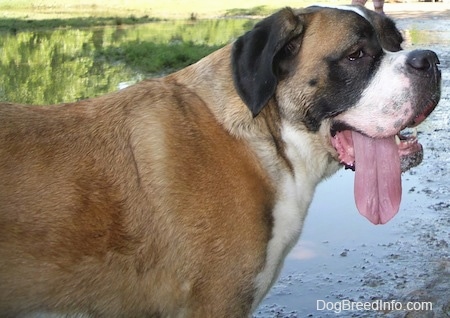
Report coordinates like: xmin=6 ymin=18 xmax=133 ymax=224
xmin=0 ymin=5 xmax=441 ymax=317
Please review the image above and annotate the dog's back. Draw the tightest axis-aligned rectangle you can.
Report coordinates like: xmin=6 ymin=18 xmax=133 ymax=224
xmin=0 ymin=90 xmax=141 ymax=315
xmin=0 ymin=77 xmax=273 ymax=317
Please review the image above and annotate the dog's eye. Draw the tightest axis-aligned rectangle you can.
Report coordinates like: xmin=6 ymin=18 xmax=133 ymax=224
xmin=347 ymin=49 xmax=365 ymax=61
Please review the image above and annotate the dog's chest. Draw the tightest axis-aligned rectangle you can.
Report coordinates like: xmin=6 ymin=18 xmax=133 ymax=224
xmin=251 ymin=126 xmax=329 ymax=309
xmin=251 ymin=172 xmax=314 ymax=310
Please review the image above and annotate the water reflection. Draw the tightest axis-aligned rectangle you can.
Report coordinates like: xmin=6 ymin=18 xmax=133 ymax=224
xmin=0 ymin=28 xmax=136 ymax=104
xmin=0 ymin=19 xmax=253 ymax=105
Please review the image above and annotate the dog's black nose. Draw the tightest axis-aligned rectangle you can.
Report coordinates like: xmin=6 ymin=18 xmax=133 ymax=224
xmin=406 ymin=50 xmax=440 ymax=73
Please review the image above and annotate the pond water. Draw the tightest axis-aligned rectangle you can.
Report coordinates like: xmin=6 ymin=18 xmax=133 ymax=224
xmin=1 ymin=13 xmax=449 ymax=318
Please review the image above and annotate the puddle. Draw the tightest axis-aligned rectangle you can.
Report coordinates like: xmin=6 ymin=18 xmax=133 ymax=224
xmin=256 ymin=13 xmax=450 ymax=318
xmin=256 ymin=169 xmax=447 ymax=317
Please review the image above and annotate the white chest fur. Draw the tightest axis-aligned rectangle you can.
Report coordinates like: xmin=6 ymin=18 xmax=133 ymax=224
xmin=251 ymin=123 xmax=339 ymax=310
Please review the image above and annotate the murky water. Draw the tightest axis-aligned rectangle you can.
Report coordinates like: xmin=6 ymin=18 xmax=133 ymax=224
xmin=1 ymin=10 xmax=449 ymax=318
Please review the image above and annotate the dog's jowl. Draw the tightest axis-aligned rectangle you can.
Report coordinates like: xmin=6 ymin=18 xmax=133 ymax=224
xmin=0 ymin=5 xmax=441 ymax=317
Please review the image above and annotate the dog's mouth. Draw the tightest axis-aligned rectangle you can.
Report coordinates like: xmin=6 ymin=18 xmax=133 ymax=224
xmin=330 ymin=100 xmax=437 ymax=225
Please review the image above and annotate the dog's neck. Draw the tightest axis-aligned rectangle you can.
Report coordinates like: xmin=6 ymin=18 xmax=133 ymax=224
xmin=165 ymin=44 xmax=339 ymax=186
xmin=167 ymin=46 xmax=290 ymax=177
xmin=167 ymin=45 xmax=254 ymax=135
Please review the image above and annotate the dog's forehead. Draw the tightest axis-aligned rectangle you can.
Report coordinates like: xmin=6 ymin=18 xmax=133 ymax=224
xmin=308 ymin=4 xmax=368 ymax=20
xmin=295 ymin=4 xmax=373 ymax=34
xmin=305 ymin=4 xmax=404 ymax=52
xmin=293 ymin=5 xmax=373 ymax=54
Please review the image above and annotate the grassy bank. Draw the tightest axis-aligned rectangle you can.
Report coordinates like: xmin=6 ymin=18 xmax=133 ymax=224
xmin=0 ymin=0 xmax=311 ymax=32
xmin=0 ymin=16 xmax=164 ymax=32
xmin=0 ymin=0 xmax=343 ymax=21
xmin=99 ymin=42 xmax=223 ymax=74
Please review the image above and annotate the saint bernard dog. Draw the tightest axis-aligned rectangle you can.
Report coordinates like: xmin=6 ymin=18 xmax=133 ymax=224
xmin=0 ymin=5 xmax=441 ymax=317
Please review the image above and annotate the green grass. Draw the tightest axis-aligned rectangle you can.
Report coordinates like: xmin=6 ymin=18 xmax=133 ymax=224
xmin=98 ymin=41 xmax=223 ymax=74
xmin=0 ymin=16 xmax=162 ymax=32
xmin=0 ymin=0 xmax=349 ymax=32
xmin=0 ymin=0 xmax=302 ymax=32
xmin=0 ymin=0 xmax=344 ymax=20
xmin=224 ymin=5 xmax=275 ymax=17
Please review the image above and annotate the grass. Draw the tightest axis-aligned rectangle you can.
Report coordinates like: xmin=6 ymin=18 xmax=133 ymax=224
xmin=0 ymin=0 xmax=351 ymax=32
xmin=224 ymin=5 xmax=276 ymax=17
xmin=0 ymin=0 xmax=344 ymax=20
xmin=0 ymin=16 xmax=163 ymax=32
xmin=98 ymin=41 xmax=223 ymax=74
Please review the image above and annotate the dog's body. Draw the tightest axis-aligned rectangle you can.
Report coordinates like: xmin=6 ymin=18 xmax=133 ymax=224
xmin=0 ymin=6 xmax=440 ymax=317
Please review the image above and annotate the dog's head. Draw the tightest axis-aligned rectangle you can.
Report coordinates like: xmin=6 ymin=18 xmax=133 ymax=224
xmin=232 ymin=6 xmax=441 ymax=224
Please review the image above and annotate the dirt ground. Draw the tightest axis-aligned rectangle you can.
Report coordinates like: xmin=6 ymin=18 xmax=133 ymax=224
xmin=255 ymin=3 xmax=450 ymax=318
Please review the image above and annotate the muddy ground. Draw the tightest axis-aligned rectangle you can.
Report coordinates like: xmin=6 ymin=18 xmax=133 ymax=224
xmin=255 ymin=3 xmax=450 ymax=318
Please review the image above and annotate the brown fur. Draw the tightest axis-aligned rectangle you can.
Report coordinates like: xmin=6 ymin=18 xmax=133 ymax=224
xmin=0 ymin=76 xmax=275 ymax=316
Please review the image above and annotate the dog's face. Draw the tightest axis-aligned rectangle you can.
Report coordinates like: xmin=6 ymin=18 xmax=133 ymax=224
xmin=232 ymin=6 xmax=441 ymax=224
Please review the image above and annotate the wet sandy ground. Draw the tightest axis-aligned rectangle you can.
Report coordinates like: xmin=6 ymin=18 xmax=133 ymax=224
xmin=255 ymin=4 xmax=450 ymax=318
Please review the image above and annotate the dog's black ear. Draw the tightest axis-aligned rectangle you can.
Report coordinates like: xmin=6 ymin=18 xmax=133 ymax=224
xmin=232 ymin=8 xmax=305 ymax=117
xmin=365 ymin=10 xmax=404 ymax=52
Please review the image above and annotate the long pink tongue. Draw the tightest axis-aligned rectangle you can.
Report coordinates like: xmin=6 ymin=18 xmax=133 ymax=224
xmin=352 ymin=131 xmax=402 ymax=224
